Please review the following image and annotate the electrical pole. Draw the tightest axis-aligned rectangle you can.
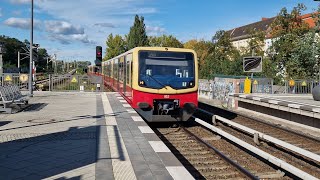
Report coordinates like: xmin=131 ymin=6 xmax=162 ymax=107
xmin=18 ymin=51 xmax=20 ymax=73
xmin=29 ymin=0 xmax=33 ymax=97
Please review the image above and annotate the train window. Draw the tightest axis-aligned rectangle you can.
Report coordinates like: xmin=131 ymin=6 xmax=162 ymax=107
xmin=138 ymin=51 xmax=195 ymax=89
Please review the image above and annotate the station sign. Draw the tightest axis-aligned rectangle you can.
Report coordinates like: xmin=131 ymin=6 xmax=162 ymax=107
xmin=4 ymin=74 xmax=12 ymax=82
xmin=289 ymin=80 xmax=295 ymax=87
xmin=19 ymin=74 xmax=28 ymax=83
xmin=71 ymin=76 xmax=78 ymax=83
xmin=243 ymin=56 xmax=262 ymax=72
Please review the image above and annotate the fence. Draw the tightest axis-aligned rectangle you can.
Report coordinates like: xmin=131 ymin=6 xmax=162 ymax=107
xmin=0 ymin=74 xmax=103 ymax=92
xmin=49 ymin=75 xmax=103 ymax=92
xmin=199 ymin=77 xmax=273 ymax=108
xmin=284 ymin=79 xmax=316 ymax=94
xmin=0 ymin=73 xmax=30 ymax=90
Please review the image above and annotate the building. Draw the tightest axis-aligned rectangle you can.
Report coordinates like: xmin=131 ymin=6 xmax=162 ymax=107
xmin=227 ymin=13 xmax=316 ymax=54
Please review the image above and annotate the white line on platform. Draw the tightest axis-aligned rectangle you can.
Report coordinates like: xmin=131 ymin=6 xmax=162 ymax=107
xmin=138 ymin=126 xmax=154 ymax=134
xmin=132 ymin=116 xmax=144 ymax=122
xmin=123 ymin=104 xmax=131 ymax=108
xmin=149 ymin=141 xmax=171 ymax=152
xmin=127 ymin=109 xmax=136 ymax=113
xmin=288 ymin=104 xmax=302 ymax=109
xmin=119 ymin=100 xmax=126 ymax=103
xmin=253 ymin=97 xmax=262 ymax=101
xmin=268 ymin=100 xmax=279 ymax=104
xmin=166 ymin=166 xmax=194 ymax=180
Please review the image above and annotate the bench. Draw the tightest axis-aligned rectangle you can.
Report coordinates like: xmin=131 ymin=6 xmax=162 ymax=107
xmin=0 ymin=85 xmax=29 ymax=113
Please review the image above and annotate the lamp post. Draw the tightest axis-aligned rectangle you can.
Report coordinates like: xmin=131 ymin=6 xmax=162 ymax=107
xmin=0 ymin=41 xmax=5 ymax=77
xmin=29 ymin=0 xmax=34 ymax=97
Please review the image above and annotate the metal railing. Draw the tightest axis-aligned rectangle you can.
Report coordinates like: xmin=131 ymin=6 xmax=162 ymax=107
xmin=49 ymin=74 xmax=103 ymax=92
xmin=0 ymin=73 xmax=30 ymax=90
xmin=284 ymin=79 xmax=316 ymax=94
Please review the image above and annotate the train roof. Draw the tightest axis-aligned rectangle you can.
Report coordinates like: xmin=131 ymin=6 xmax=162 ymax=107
xmin=103 ymin=47 xmax=196 ymax=63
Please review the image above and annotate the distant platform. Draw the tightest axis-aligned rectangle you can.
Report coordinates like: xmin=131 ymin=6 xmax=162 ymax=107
xmin=229 ymin=93 xmax=320 ymax=129
xmin=198 ymin=93 xmax=320 ymax=138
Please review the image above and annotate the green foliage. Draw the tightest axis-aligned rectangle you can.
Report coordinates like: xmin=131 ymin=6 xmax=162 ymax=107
xmin=0 ymin=35 xmax=27 ymax=69
xmin=290 ymin=32 xmax=319 ymax=79
xmin=36 ymin=48 xmax=50 ymax=72
xmin=148 ymin=35 xmax=183 ymax=48
xmin=269 ymin=3 xmax=310 ymax=79
xmin=184 ymin=39 xmax=214 ymax=77
xmin=104 ymin=34 xmax=126 ymax=60
xmin=127 ymin=15 xmax=148 ymax=49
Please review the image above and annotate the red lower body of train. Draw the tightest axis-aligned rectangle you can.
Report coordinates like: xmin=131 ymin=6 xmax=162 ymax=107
xmin=90 ymin=73 xmax=197 ymax=122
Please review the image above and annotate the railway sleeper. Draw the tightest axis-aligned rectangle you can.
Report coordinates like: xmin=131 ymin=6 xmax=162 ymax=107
xmin=169 ymin=146 xmax=205 ymax=151
xmin=254 ymin=170 xmax=285 ymax=179
xmin=200 ymin=171 xmax=241 ymax=179
xmin=179 ymin=155 xmax=220 ymax=161
xmin=181 ymin=151 xmax=213 ymax=156
xmin=184 ymin=164 xmax=232 ymax=171
xmin=183 ymin=159 xmax=225 ymax=165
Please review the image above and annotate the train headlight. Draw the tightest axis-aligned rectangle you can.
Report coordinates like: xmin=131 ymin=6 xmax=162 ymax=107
xmin=188 ymin=81 xmax=195 ymax=87
xmin=139 ymin=80 xmax=145 ymax=86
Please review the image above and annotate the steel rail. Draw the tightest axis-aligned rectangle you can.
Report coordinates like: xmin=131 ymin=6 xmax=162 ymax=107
xmin=192 ymin=117 xmax=318 ymax=180
xmin=181 ymin=126 xmax=259 ymax=180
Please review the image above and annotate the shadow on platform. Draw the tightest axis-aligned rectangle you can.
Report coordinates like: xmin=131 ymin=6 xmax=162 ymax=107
xmin=0 ymin=115 xmax=125 ymax=179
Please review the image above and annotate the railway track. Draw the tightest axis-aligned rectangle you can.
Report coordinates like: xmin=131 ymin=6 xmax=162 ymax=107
xmin=155 ymin=125 xmax=253 ymax=179
xmin=151 ymin=103 xmax=320 ymax=179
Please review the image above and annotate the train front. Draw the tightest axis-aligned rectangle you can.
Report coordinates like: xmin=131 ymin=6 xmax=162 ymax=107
xmin=132 ymin=48 xmax=198 ymax=122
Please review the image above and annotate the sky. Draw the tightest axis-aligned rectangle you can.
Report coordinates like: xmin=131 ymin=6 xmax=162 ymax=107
xmin=0 ymin=0 xmax=319 ymax=63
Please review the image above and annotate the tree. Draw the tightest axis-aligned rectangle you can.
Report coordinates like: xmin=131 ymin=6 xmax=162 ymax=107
xmin=127 ymin=15 xmax=148 ymax=49
xmin=269 ymin=3 xmax=310 ymax=79
xmin=104 ymin=34 xmax=126 ymax=60
xmin=0 ymin=35 xmax=29 ymax=72
xmin=35 ymin=48 xmax=50 ymax=73
xmin=210 ymin=30 xmax=240 ymax=76
xmin=148 ymin=35 xmax=183 ymax=48
xmin=183 ymin=39 xmax=215 ymax=78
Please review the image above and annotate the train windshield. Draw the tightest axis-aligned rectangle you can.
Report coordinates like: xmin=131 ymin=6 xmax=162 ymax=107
xmin=139 ymin=50 xmax=195 ymax=89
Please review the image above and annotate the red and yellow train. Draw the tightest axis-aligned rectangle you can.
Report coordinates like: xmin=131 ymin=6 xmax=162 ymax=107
xmin=89 ymin=47 xmax=198 ymax=122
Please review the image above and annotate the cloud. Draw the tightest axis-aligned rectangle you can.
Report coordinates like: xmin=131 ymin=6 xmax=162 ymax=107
xmin=94 ymin=23 xmax=116 ymax=28
xmin=45 ymin=21 xmax=84 ymax=35
xmin=112 ymin=7 xmax=157 ymax=15
xmin=146 ymin=25 xmax=166 ymax=36
xmin=12 ymin=10 xmax=22 ymax=16
xmin=31 ymin=0 xmax=159 ymax=59
xmin=0 ymin=8 xmax=2 ymax=17
xmin=35 ymin=0 xmax=158 ymax=29
xmin=48 ymin=34 xmax=95 ymax=45
xmin=3 ymin=17 xmax=42 ymax=30
xmin=9 ymin=0 xmax=29 ymax=4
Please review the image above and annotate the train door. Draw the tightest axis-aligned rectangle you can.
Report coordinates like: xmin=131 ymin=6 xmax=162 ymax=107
xmin=119 ymin=56 xmax=125 ymax=94
xmin=125 ymin=53 xmax=133 ymax=102
xmin=115 ymin=58 xmax=119 ymax=91
xmin=107 ymin=61 xmax=111 ymax=86
xmin=123 ymin=56 xmax=127 ymax=95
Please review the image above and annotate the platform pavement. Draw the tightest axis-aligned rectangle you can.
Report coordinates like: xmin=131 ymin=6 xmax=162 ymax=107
xmin=0 ymin=92 xmax=193 ymax=180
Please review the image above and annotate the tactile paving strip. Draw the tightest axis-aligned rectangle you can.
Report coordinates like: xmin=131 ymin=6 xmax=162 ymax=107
xmin=0 ymin=132 xmax=96 ymax=142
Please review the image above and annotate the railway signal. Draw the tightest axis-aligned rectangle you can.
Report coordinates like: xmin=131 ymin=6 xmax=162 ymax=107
xmin=95 ymin=46 xmax=102 ymax=66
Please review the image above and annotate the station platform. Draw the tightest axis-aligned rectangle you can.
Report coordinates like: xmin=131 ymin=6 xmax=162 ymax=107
xmin=199 ymin=93 xmax=320 ymax=138
xmin=0 ymin=92 xmax=193 ymax=180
